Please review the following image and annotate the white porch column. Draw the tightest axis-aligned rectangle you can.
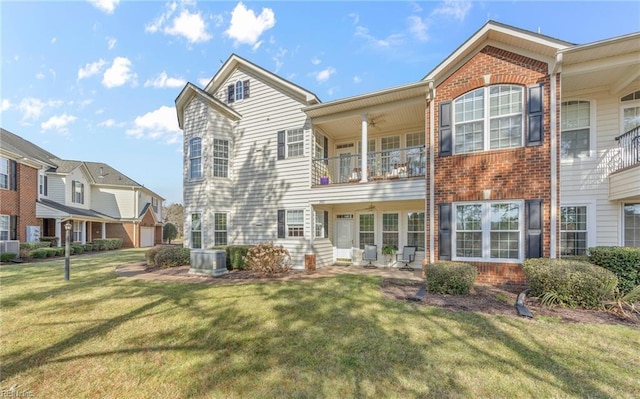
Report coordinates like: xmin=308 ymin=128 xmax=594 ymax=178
xmin=360 ymin=114 xmax=368 ymax=183
xmin=81 ymin=221 xmax=87 ymax=244
xmin=55 ymin=219 xmax=62 ymax=247
xmin=101 ymin=223 xmax=106 ymax=239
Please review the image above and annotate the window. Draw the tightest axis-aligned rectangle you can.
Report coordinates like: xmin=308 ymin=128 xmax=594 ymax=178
xmin=213 ymin=139 xmax=229 ymax=178
xmin=191 ymin=213 xmax=202 ymax=249
xmin=227 ymin=80 xmax=250 ymax=103
xmin=406 ymin=132 xmax=425 ymax=147
xmin=0 ymin=157 xmax=8 ymax=189
xmin=72 ymin=181 xmax=84 ymax=204
xmin=314 ymin=210 xmax=328 ymax=239
xmin=287 ymin=128 xmax=304 ymax=158
xmin=359 ymin=214 xmax=375 ymax=249
xmin=39 ymin=174 xmax=48 ymax=196
xmin=214 ymin=213 xmax=227 ymax=246
xmin=382 ymin=213 xmax=399 ymax=250
xmin=381 ymin=136 xmax=400 ymax=175
xmin=453 ymin=85 xmax=524 ymax=154
xmin=453 ymin=201 xmax=522 ymax=261
xmin=73 ymin=220 xmax=83 ymax=242
xmin=152 ymin=197 xmax=158 ymax=213
xmin=561 ymin=101 xmax=591 ymax=158
xmin=407 ymin=212 xmax=425 ymax=251
xmin=0 ymin=215 xmax=9 ymax=240
xmin=623 ymin=203 xmax=640 ymax=247
xmin=560 ymin=206 xmax=588 ymax=256
xmin=314 ymin=132 xmax=326 ymax=160
xmin=286 ymin=210 xmax=304 ymax=237
xmin=189 ymin=137 xmax=202 ymax=179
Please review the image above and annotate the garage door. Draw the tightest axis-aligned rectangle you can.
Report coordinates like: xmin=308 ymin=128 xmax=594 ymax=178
xmin=140 ymin=227 xmax=155 ymax=247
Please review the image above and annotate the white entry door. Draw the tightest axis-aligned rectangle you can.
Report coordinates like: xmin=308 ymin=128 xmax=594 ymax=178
xmin=140 ymin=227 xmax=154 ymax=247
xmin=335 ymin=219 xmax=354 ymax=259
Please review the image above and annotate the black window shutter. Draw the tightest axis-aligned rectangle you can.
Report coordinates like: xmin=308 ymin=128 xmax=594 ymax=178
xmin=277 ymin=209 xmax=286 ymax=238
xmin=277 ymin=130 xmax=286 ymax=160
xmin=527 ymin=84 xmax=544 ymax=146
xmin=438 ymin=203 xmax=452 ymax=260
xmin=81 ymin=183 xmax=85 ymax=204
xmin=72 ymin=181 xmax=76 ymax=203
xmin=323 ymin=137 xmax=328 ymax=159
xmin=227 ymin=85 xmax=234 ymax=103
xmin=526 ymin=199 xmax=543 ymax=258
xmin=9 ymin=160 xmax=17 ymax=191
xmin=324 ymin=211 xmax=329 ymax=238
xmin=439 ymin=102 xmax=452 ymax=156
xmin=243 ymin=80 xmax=250 ymax=99
xmin=10 ymin=215 xmax=18 ymax=240
xmin=44 ymin=176 xmax=48 ymax=196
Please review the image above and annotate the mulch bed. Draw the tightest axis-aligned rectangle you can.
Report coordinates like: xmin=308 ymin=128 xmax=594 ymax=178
xmin=381 ymin=279 xmax=640 ymax=327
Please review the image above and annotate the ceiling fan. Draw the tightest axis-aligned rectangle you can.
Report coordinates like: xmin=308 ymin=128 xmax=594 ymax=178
xmin=367 ymin=114 xmax=386 ymax=128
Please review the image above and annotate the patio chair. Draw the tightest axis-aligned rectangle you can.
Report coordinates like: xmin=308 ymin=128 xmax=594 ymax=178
xmin=362 ymin=244 xmax=377 ymax=268
xmin=348 ymin=168 xmax=361 ymax=182
xmin=396 ymin=246 xmax=417 ymax=271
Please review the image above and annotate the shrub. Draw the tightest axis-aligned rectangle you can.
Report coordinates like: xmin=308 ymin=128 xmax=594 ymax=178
xmin=20 ymin=242 xmax=51 ymax=250
xmin=154 ymin=246 xmax=191 ymax=268
xmin=40 ymin=237 xmax=59 ymax=247
xmin=523 ymin=258 xmax=618 ymax=309
xmin=145 ymin=245 xmax=170 ymax=266
xmin=92 ymin=238 xmax=123 ymax=250
xmin=1 ymin=252 xmax=17 ymax=262
xmin=83 ymin=244 xmax=93 ymax=252
xmin=213 ymin=245 xmax=252 ymax=270
xmin=244 ymin=242 xmax=292 ymax=274
xmin=71 ymin=245 xmax=84 ymax=255
xmin=55 ymin=247 xmax=65 ymax=256
xmin=43 ymin=248 xmax=58 ymax=257
xmin=30 ymin=249 xmax=48 ymax=259
xmin=424 ymin=261 xmax=477 ymax=295
xmin=588 ymin=246 xmax=640 ymax=294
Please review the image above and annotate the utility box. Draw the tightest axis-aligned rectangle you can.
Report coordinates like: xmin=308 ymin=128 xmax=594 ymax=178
xmin=304 ymin=254 xmax=316 ymax=272
xmin=189 ymin=249 xmax=228 ymax=277
xmin=26 ymin=226 xmax=41 ymax=243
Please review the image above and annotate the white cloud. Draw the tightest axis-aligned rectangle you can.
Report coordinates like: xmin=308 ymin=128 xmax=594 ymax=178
xmin=273 ymin=47 xmax=287 ymax=72
xmin=146 ymin=3 xmax=212 ymax=44
xmin=102 ymin=57 xmax=137 ymax=88
xmin=315 ymin=67 xmax=336 ymax=83
xmin=311 ymin=56 xmax=321 ymax=66
xmin=41 ymin=113 xmax=77 ymax=133
xmin=225 ymin=2 xmax=275 ymax=47
xmin=198 ymin=77 xmax=211 ymax=87
xmin=36 ymin=72 xmax=46 ymax=80
xmin=126 ymin=105 xmax=182 ymax=144
xmin=106 ymin=36 xmax=117 ymax=50
xmin=18 ymin=98 xmax=62 ymax=120
xmin=88 ymin=0 xmax=120 ymax=14
xmin=408 ymin=15 xmax=429 ymax=42
xmin=1 ymin=99 xmax=11 ymax=112
xmin=431 ymin=0 xmax=472 ymax=21
xmin=78 ymin=59 xmax=107 ymax=80
xmin=51 ymin=37 xmax=57 ymax=44
xmin=353 ymin=75 xmax=362 ymax=84
xmin=98 ymin=118 xmax=117 ymax=127
xmin=355 ymin=26 xmax=404 ymax=49
xmin=144 ymin=71 xmax=186 ymax=88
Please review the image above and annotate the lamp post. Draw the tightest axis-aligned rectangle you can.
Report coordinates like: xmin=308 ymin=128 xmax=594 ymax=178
xmin=64 ymin=221 xmax=71 ymax=281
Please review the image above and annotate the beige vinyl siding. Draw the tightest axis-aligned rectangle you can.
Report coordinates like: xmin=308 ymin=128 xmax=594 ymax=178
xmin=46 ymin=174 xmax=66 ymax=203
xmin=560 ymin=93 xmax=622 ymax=246
xmin=66 ymin=168 xmax=91 ymax=208
xmin=91 ymin=187 xmax=135 ymax=218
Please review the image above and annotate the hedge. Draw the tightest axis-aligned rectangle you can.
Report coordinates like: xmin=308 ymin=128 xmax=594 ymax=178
xmin=212 ymin=245 xmax=252 ymax=270
xmin=1 ymin=252 xmax=18 ymax=262
xmin=92 ymin=238 xmax=123 ymax=250
xmin=588 ymin=246 xmax=640 ymax=294
xmin=154 ymin=246 xmax=191 ymax=268
xmin=522 ymin=258 xmax=618 ymax=309
xmin=424 ymin=261 xmax=477 ymax=295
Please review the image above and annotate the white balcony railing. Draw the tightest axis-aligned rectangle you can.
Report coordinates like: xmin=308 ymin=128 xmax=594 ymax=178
xmin=312 ymin=146 xmax=426 ymax=186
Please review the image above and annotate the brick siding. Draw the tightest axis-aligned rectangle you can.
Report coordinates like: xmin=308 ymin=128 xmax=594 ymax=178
xmin=0 ymin=162 xmax=39 ymax=242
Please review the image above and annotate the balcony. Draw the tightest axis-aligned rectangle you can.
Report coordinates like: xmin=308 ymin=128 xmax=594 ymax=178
xmin=312 ymin=146 xmax=426 ymax=186
xmin=609 ymin=127 xmax=640 ymax=200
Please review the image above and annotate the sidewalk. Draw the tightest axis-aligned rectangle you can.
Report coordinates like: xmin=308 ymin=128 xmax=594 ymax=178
xmin=115 ymin=263 xmax=424 ymax=285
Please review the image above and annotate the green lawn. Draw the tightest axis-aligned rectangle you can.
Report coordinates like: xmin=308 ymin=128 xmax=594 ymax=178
xmin=1 ymin=249 xmax=639 ymax=398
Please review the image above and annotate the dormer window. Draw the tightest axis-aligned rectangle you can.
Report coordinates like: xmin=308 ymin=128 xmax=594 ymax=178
xmin=227 ymin=80 xmax=250 ymax=103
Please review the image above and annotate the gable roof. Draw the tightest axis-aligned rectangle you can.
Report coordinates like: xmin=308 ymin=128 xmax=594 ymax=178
xmin=175 ymin=82 xmax=242 ymax=129
xmin=37 ymin=198 xmax=117 ymax=222
xmin=0 ymin=128 xmax=58 ymax=168
xmin=203 ymin=53 xmax=321 ymax=105
xmin=422 ymin=20 xmax=573 ymax=85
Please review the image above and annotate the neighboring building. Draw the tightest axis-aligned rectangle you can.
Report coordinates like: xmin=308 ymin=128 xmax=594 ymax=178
xmin=0 ymin=128 xmax=164 ymax=250
xmin=176 ymin=21 xmax=639 ymax=285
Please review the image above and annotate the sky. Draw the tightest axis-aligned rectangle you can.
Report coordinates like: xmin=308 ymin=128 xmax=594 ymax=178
xmin=1 ymin=1 xmax=639 ymax=205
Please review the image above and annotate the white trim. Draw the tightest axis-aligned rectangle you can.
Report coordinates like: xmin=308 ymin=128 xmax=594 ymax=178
xmin=429 ymin=89 xmax=435 ymax=263
xmin=550 ymin=74 xmax=558 ymax=258
xmin=559 ymin=98 xmax=597 ymax=163
xmin=621 ymin=202 xmax=640 ymax=247
xmin=559 ymin=200 xmax=597 ymax=256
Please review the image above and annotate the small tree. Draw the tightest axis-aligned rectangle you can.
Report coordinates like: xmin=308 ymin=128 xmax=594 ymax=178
xmin=163 ymin=223 xmax=178 ymax=244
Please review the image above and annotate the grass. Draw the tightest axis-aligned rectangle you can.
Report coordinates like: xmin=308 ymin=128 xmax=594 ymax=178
xmin=1 ymin=249 xmax=639 ymax=398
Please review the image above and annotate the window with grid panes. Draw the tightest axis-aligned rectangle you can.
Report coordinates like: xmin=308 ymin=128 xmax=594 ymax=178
xmin=407 ymin=212 xmax=425 ymax=251
xmin=560 ymin=206 xmax=588 ymax=256
xmin=0 ymin=215 xmax=9 ymax=240
xmin=214 ymin=213 xmax=227 ymax=245
xmin=624 ymin=204 xmax=640 ymax=247
xmin=359 ymin=214 xmax=374 ymax=249
xmin=191 ymin=213 xmax=202 ymax=249
xmin=0 ymin=157 xmax=9 ymax=189
xmin=453 ymin=85 xmax=523 ymax=154
xmin=189 ymin=137 xmax=202 ymax=179
xmin=382 ymin=213 xmax=399 ymax=250
xmin=213 ymin=139 xmax=229 ymax=178
xmin=287 ymin=210 xmax=304 ymax=237
xmin=314 ymin=211 xmax=325 ymax=238
xmin=73 ymin=220 xmax=83 ymax=242
xmin=287 ymin=128 xmax=304 ymax=158
xmin=561 ymin=101 xmax=591 ymax=158
xmin=381 ymin=136 xmax=400 ymax=176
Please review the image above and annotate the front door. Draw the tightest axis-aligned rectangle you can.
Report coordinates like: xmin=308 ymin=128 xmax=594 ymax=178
xmin=335 ymin=218 xmax=354 ymax=259
xmin=336 ymin=144 xmax=356 ymax=183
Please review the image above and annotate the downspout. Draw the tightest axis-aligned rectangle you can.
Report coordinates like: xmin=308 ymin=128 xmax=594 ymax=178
xmin=360 ymin=114 xmax=368 ymax=183
xmin=549 ymin=53 xmax=562 ymax=259
xmin=428 ymin=81 xmax=436 ymax=264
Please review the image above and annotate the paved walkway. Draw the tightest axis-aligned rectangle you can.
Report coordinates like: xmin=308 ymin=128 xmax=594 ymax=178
xmin=115 ymin=263 xmax=424 ymax=285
